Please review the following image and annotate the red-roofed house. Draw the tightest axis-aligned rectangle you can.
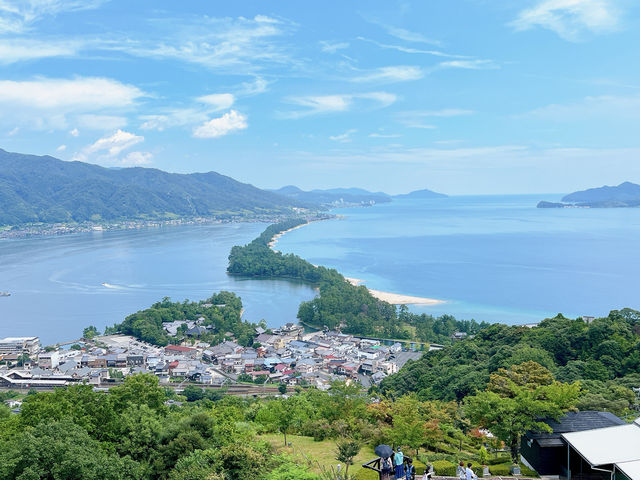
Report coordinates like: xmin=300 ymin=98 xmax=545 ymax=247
xmin=165 ymin=345 xmax=199 ymax=359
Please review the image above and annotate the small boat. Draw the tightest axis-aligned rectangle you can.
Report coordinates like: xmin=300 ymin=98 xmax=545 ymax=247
xmin=0 ymin=292 xmax=10 ymax=297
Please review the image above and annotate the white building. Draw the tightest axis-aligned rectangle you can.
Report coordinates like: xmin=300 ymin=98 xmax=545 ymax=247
xmin=38 ymin=350 xmax=60 ymax=369
xmin=0 ymin=337 xmax=40 ymax=356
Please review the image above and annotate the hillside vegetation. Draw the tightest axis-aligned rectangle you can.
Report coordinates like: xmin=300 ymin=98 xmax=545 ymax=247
xmin=380 ymin=309 xmax=640 ymax=415
xmin=0 ymin=149 xmax=308 ymax=226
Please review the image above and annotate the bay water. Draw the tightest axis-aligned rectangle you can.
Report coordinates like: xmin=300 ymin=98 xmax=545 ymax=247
xmin=0 ymin=223 xmax=316 ymax=344
xmin=2 ymin=194 xmax=639 ymax=344
xmin=276 ymin=195 xmax=640 ymax=325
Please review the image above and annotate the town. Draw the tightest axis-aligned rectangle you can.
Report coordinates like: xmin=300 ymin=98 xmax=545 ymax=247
xmin=0 ymin=322 xmax=430 ymax=396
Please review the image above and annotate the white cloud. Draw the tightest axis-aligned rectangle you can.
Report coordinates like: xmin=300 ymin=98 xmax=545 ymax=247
xmin=237 ymin=76 xmax=269 ymax=96
xmin=436 ymin=59 xmax=499 ymax=70
xmin=357 ymin=37 xmax=467 ymax=58
xmin=0 ymin=0 xmax=108 ymax=33
xmin=77 ymin=114 xmax=128 ymax=130
xmin=525 ymin=94 xmax=640 ymax=120
xmin=369 ymin=20 xmax=442 ymax=45
xmin=56 ymin=144 xmax=66 ymax=152
xmin=120 ymin=151 xmax=152 ymax=166
xmin=139 ymin=92 xmax=237 ymax=132
xmin=351 ymin=66 xmax=423 ymax=83
xmin=73 ymin=129 xmax=151 ymax=166
xmin=69 ymin=128 xmax=79 ymax=137
xmin=369 ymin=133 xmax=402 ymax=138
xmin=0 ymin=39 xmax=80 ymax=64
xmin=192 ymin=110 xmax=248 ymax=139
xmin=0 ymin=77 xmax=143 ymax=110
xmin=320 ymin=41 xmax=349 ymax=53
xmin=402 ymin=109 xmax=475 ymax=118
xmin=0 ymin=77 xmax=144 ymax=132
xmin=282 ymin=92 xmax=397 ymax=118
xmin=511 ymin=0 xmax=621 ymax=41
xmin=396 ymin=109 xmax=474 ymax=129
xmin=84 ymin=129 xmax=143 ymax=156
xmin=196 ymin=93 xmax=235 ymax=111
xmin=329 ymin=129 xmax=357 ymax=143
xmin=254 ymin=14 xmax=281 ymax=24
xmin=8 ymin=126 xmax=19 ymax=136
xmin=109 ymin=15 xmax=295 ymax=73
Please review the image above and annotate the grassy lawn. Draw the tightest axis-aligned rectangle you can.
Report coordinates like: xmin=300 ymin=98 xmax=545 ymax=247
xmin=260 ymin=434 xmax=377 ymax=475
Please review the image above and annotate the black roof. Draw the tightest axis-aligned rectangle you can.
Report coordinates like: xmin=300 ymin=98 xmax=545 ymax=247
xmin=527 ymin=411 xmax=626 ymax=447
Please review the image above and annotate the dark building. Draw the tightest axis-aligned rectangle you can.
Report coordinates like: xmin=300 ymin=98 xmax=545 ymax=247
xmin=521 ymin=411 xmax=626 ymax=476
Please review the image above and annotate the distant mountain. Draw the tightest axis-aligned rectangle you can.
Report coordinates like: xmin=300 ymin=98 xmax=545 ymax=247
xmin=0 ymin=149 xmax=308 ymax=226
xmin=393 ymin=188 xmax=447 ymax=199
xmin=537 ymin=182 xmax=640 ymax=208
xmin=271 ymin=186 xmax=392 ymax=206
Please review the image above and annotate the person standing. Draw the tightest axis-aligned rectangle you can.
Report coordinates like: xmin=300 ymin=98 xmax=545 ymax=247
xmin=465 ymin=463 xmax=477 ymax=480
xmin=457 ymin=461 xmax=466 ymax=480
xmin=405 ymin=458 xmax=416 ymax=480
xmin=394 ymin=449 xmax=404 ymax=480
xmin=381 ymin=456 xmax=393 ymax=480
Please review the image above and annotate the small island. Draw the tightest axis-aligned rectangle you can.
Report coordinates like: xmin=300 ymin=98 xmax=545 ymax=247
xmin=393 ymin=188 xmax=448 ymax=199
xmin=537 ymin=181 xmax=640 ymax=208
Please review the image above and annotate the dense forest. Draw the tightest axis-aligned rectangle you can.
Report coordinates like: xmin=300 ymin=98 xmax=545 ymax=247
xmin=228 ymin=220 xmax=488 ymax=342
xmin=0 ymin=149 xmax=308 ymax=226
xmin=0 ymin=372 xmax=567 ymax=479
xmin=110 ymin=292 xmax=257 ymax=346
xmin=380 ymin=309 xmax=640 ymax=414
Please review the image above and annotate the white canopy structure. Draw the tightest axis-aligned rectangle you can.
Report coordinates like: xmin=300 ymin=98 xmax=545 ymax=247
xmin=562 ymin=418 xmax=640 ymax=480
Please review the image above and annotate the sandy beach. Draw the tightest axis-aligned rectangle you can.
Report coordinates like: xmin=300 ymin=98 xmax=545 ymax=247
xmin=268 ymin=223 xmax=308 ymax=252
xmin=268 ymin=223 xmax=445 ymax=306
xmin=345 ymin=276 xmax=445 ymax=306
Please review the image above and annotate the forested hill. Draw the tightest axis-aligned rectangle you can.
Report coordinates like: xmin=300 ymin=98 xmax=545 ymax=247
xmin=562 ymin=181 xmax=640 ymax=207
xmin=538 ymin=182 xmax=640 ymax=208
xmin=0 ymin=149 xmax=309 ymax=226
xmin=380 ymin=309 xmax=640 ymax=415
xmin=271 ymin=185 xmax=392 ymax=206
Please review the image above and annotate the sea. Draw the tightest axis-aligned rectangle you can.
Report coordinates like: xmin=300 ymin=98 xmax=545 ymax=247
xmin=276 ymin=194 xmax=640 ymax=326
xmin=1 ymin=194 xmax=639 ymax=344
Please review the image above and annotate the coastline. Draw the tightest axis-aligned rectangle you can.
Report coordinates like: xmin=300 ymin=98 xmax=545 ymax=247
xmin=268 ymin=220 xmax=446 ymax=307
xmin=345 ymin=276 xmax=445 ymax=306
xmin=0 ymin=212 xmax=328 ymax=240
xmin=268 ymin=223 xmax=309 ymax=252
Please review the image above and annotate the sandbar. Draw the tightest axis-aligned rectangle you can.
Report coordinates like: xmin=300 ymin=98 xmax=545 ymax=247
xmin=345 ymin=276 xmax=445 ymax=306
xmin=268 ymin=224 xmax=308 ymax=252
xmin=268 ymin=224 xmax=445 ymax=306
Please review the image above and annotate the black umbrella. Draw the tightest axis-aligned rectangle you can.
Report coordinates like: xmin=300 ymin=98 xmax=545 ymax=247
xmin=374 ymin=444 xmax=393 ymax=459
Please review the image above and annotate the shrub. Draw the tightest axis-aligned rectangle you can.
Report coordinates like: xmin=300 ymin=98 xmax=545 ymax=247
xmin=432 ymin=460 xmax=457 ymax=476
xmin=487 ymin=455 xmax=511 ymax=465
xmin=489 ymin=463 xmax=511 ymax=476
xmin=520 ymin=464 xmax=539 ymax=477
xmin=355 ymin=468 xmax=378 ymax=480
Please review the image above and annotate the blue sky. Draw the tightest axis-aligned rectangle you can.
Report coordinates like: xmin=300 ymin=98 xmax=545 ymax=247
xmin=1 ymin=0 xmax=639 ymax=194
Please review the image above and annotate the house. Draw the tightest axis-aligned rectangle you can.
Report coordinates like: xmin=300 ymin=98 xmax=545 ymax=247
xmin=164 ymin=345 xmax=199 ymax=359
xmin=38 ymin=350 xmax=60 ymax=369
xmin=521 ymin=411 xmax=627 ymax=477
xmin=186 ymin=326 xmax=208 ymax=337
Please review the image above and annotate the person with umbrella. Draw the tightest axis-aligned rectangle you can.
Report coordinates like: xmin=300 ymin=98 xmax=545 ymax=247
xmin=373 ymin=445 xmax=394 ymax=480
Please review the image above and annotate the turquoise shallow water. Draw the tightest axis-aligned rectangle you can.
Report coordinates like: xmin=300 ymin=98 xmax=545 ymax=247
xmin=275 ymin=195 xmax=640 ymax=325
xmin=0 ymin=223 xmax=317 ymax=344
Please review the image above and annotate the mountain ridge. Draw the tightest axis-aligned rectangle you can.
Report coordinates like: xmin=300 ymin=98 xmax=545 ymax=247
xmin=0 ymin=149 xmax=309 ymax=226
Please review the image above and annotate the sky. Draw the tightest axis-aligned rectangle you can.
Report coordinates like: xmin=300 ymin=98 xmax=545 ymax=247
xmin=1 ymin=0 xmax=639 ymax=195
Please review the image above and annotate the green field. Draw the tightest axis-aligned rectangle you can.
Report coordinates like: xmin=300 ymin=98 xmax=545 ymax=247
xmin=260 ymin=434 xmax=377 ymax=475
